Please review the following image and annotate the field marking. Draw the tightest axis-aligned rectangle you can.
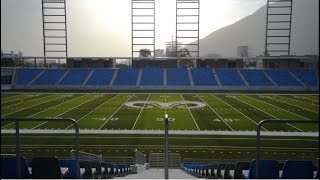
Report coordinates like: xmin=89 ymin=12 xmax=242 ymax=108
xmin=213 ymin=95 xmax=268 ymax=131
xmin=131 ymin=94 xmax=151 ymax=130
xmin=180 ymin=94 xmax=200 ymax=131
xmin=65 ymin=94 xmax=120 ymax=129
xmin=267 ymin=96 xmax=319 ymax=114
xmin=244 ymin=95 xmax=310 ymax=120
xmin=98 ymin=94 xmax=135 ymax=130
xmin=1 ymin=95 xmax=49 ymax=110
xmin=289 ymin=95 xmax=319 ymax=105
xmin=1 ymin=94 xmax=57 ymax=116
xmin=1 ymin=95 xmax=37 ymax=106
xmin=31 ymin=95 xmax=98 ymax=129
xmin=1 ymin=95 xmax=77 ymax=129
xmin=196 ymin=94 xmax=234 ymax=131
xmin=233 ymin=96 xmax=303 ymax=132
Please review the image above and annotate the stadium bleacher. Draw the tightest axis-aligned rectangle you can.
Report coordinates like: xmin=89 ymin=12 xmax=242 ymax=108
xmin=85 ymin=68 xmax=115 ymax=86
xmin=15 ymin=68 xmax=43 ymax=85
xmin=113 ymin=68 xmax=139 ymax=86
xmin=264 ymin=69 xmax=303 ymax=86
xmin=31 ymin=69 xmax=67 ymax=85
xmin=166 ymin=68 xmax=190 ymax=86
xmin=192 ymin=68 xmax=218 ymax=86
xmin=290 ymin=68 xmax=318 ymax=87
xmin=240 ymin=69 xmax=274 ymax=86
xmin=215 ymin=68 xmax=246 ymax=86
xmin=58 ymin=68 xmax=91 ymax=86
xmin=140 ymin=68 xmax=163 ymax=86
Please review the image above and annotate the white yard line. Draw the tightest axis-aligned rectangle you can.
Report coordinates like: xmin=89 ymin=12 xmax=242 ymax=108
xmin=213 ymin=95 xmax=268 ymax=131
xmin=196 ymin=94 xmax=234 ymax=131
xmin=98 ymin=94 xmax=135 ymax=130
xmin=31 ymin=95 xmax=98 ymax=129
xmin=132 ymin=94 xmax=151 ymax=130
xmin=232 ymin=96 xmax=303 ymax=132
xmin=180 ymin=94 xmax=200 ymax=131
xmin=65 ymin=94 xmax=120 ymax=129
xmin=1 ymin=95 xmax=36 ymax=105
xmin=1 ymin=94 xmax=57 ymax=116
xmin=244 ymin=95 xmax=310 ymax=120
xmin=267 ymin=96 xmax=319 ymax=114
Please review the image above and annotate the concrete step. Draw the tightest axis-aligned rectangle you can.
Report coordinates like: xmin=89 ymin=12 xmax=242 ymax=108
xmin=117 ymin=168 xmax=197 ymax=179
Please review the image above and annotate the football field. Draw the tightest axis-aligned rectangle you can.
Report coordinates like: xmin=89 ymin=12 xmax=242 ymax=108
xmin=1 ymin=93 xmax=319 ymax=161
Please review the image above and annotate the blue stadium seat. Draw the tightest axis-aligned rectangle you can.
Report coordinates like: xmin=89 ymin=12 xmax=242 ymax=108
xmin=167 ymin=68 xmax=190 ymax=86
xmin=215 ymin=68 xmax=245 ymax=86
xmin=32 ymin=69 xmax=67 ymax=85
xmin=265 ymin=69 xmax=303 ymax=86
xmin=246 ymin=159 xmax=279 ymax=179
xmin=32 ymin=157 xmax=62 ymax=179
xmin=79 ymin=161 xmax=94 ymax=179
xmin=290 ymin=69 xmax=318 ymax=86
xmin=192 ymin=68 xmax=218 ymax=86
xmin=86 ymin=68 xmax=115 ymax=86
xmin=113 ymin=68 xmax=139 ymax=85
xmin=281 ymin=160 xmax=314 ymax=179
xmin=240 ymin=69 xmax=274 ymax=86
xmin=1 ymin=156 xmax=31 ymax=179
xmin=59 ymin=159 xmax=82 ymax=179
xmin=59 ymin=68 xmax=91 ymax=85
xmin=140 ymin=68 xmax=163 ymax=86
xmin=16 ymin=68 xmax=43 ymax=85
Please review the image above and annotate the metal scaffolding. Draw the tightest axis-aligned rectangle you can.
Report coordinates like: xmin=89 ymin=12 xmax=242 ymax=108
xmin=131 ymin=0 xmax=155 ymax=57
xmin=42 ymin=0 xmax=68 ymax=65
xmin=265 ymin=0 xmax=293 ymax=56
xmin=176 ymin=0 xmax=200 ymax=57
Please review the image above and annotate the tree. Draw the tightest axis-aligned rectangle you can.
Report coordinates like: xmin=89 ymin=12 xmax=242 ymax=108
xmin=177 ymin=48 xmax=194 ymax=68
xmin=139 ymin=49 xmax=151 ymax=58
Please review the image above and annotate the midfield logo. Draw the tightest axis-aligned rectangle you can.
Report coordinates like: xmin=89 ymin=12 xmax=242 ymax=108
xmin=125 ymin=101 xmax=206 ymax=109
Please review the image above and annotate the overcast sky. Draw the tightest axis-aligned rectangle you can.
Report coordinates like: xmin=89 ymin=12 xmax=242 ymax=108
xmin=1 ymin=0 xmax=266 ymax=57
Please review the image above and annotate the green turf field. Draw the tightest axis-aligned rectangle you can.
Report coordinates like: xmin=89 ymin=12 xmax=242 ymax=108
xmin=1 ymin=93 xmax=319 ymax=161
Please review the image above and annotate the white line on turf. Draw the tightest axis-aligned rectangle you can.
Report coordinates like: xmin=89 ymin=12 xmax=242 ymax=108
xmin=132 ymin=94 xmax=151 ymax=130
xmin=180 ymin=94 xmax=200 ymax=131
xmin=196 ymin=94 xmax=234 ymax=131
xmin=98 ymin=94 xmax=135 ymax=130
xmin=65 ymin=94 xmax=120 ymax=129
xmin=1 ymin=94 xmax=57 ymax=116
xmin=1 ymin=95 xmax=35 ymax=105
xmin=244 ymin=95 xmax=310 ymax=120
xmin=232 ymin=96 xmax=303 ymax=132
xmin=292 ymin=96 xmax=319 ymax=104
xmin=213 ymin=95 xmax=268 ymax=131
xmin=31 ymin=94 xmax=97 ymax=129
xmin=268 ymin=96 xmax=319 ymax=113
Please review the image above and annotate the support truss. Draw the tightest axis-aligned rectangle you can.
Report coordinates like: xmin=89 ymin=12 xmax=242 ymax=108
xmin=131 ymin=0 xmax=155 ymax=57
xmin=176 ymin=0 xmax=200 ymax=57
xmin=265 ymin=0 xmax=293 ymax=56
xmin=42 ymin=0 xmax=68 ymax=65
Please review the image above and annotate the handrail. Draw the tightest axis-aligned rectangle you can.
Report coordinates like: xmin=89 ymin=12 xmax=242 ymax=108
xmin=1 ymin=118 xmax=80 ymax=178
xmin=134 ymin=149 xmax=146 ymax=165
xmin=256 ymin=119 xmax=319 ymax=178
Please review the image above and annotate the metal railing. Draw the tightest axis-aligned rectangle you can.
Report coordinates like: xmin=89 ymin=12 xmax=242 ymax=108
xmin=134 ymin=149 xmax=146 ymax=165
xmin=70 ymin=149 xmax=102 ymax=162
xmin=1 ymin=117 xmax=80 ymax=178
xmin=256 ymin=119 xmax=319 ymax=178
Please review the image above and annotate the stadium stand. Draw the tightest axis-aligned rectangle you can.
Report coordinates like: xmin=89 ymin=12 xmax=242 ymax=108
xmin=240 ymin=69 xmax=274 ymax=86
xmin=31 ymin=68 xmax=67 ymax=85
xmin=215 ymin=68 xmax=245 ymax=86
xmin=167 ymin=68 xmax=190 ymax=86
xmin=59 ymin=159 xmax=83 ymax=179
xmin=290 ymin=68 xmax=318 ymax=87
xmin=245 ymin=159 xmax=279 ymax=179
xmin=58 ymin=68 xmax=91 ymax=85
xmin=31 ymin=157 xmax=62 ymax=179
xmin=264 ymin=69 xmax=303 ymax=86
xmin=113 ymin=68 xmax=139 ymax=86
xmin=191 ymin=68 xmax=218 ymax=86
xmin=85 ymin=68 xmax=115 ymax=86
xmin=1 ymin=156 xmax=31 ymax=179
xmin=140 ymin=68 xmax=163 ymax=86
xmin=15 ymin=68 xmax=43 ymax=85
xmin=281 ymin=160 xmax=314 ymax=179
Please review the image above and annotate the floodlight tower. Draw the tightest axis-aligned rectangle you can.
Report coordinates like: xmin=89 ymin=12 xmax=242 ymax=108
xmin=131 ymin=0 xmax=155 ymax=57
xmin=265 ymin=0 xmax=293 ymax=56
xmin=176 ymin=0 xmax=200 ymax=58
xmin=42 ymin=0 xmax=68 ymax=65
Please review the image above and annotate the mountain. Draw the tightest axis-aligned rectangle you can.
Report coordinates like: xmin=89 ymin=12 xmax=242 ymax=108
xmin=188 ymin=0 xmax=319 ymax=57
